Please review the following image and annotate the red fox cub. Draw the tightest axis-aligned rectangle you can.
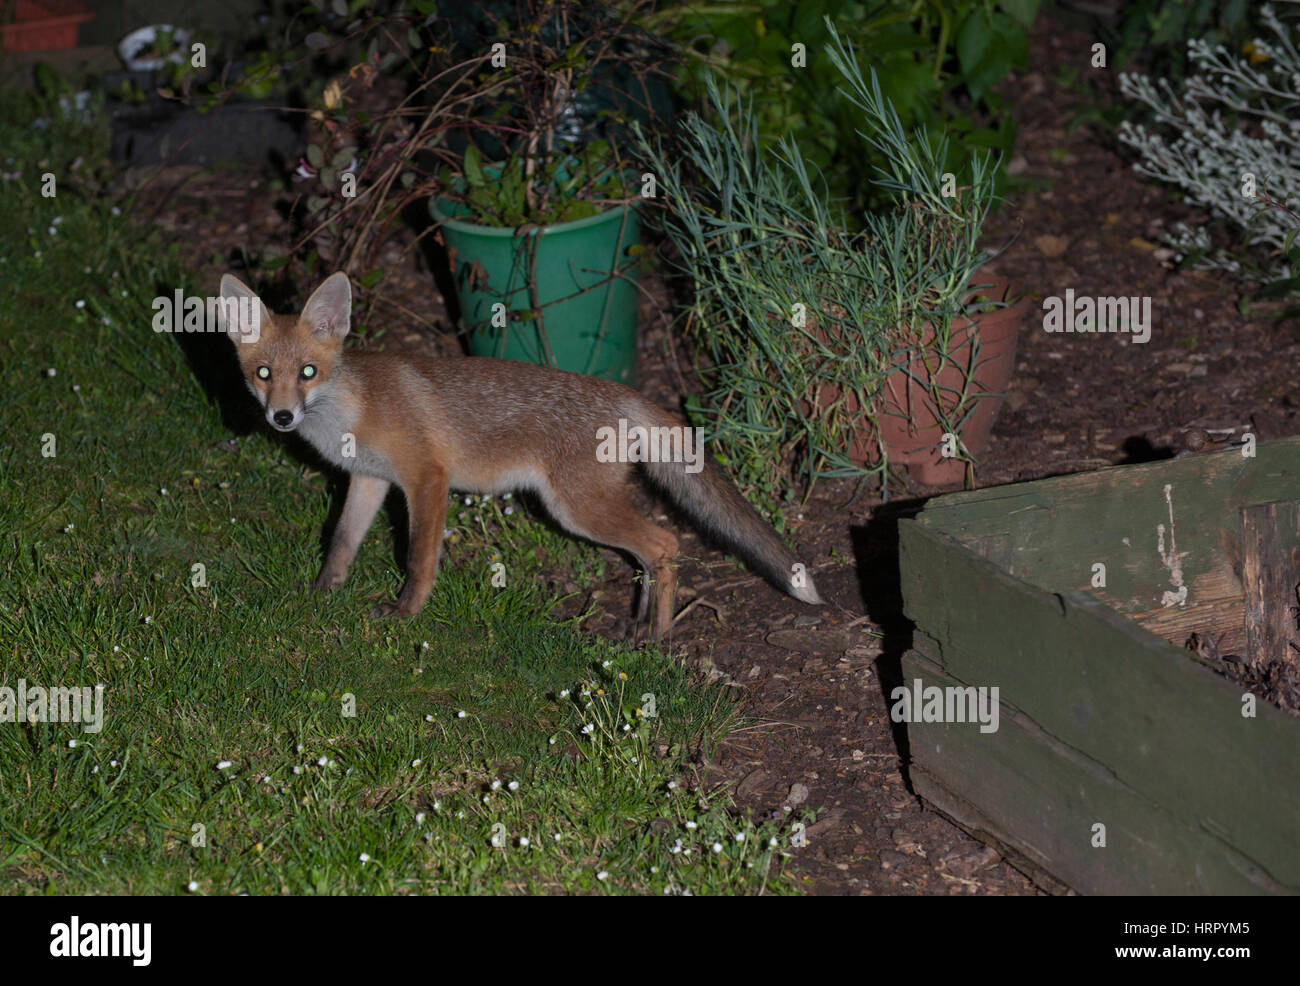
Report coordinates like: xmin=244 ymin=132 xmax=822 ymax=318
xmin=220 ymin=271 xmax=822 ymax=639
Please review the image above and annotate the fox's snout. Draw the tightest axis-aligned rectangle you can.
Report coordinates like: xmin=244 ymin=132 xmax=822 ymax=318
xmin=246 ymin=381 xmax=304 ymax=432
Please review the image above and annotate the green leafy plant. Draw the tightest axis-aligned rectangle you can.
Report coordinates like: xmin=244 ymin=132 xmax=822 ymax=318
xmin=137 ymin=27 xmax=179 ymax=60
xmin=1104 ymin=0 xmax=1257 ymax=80
xmin=636 ymin=17 xmax=1001 ymax=514
xmin=451 ymin=139 xmax=637 ymax=228
xmin=645 ymin=0 xmax=1038 ymax=219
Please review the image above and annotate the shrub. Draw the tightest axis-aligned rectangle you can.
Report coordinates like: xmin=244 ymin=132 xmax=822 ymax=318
xmin=637 ymin=19 xmax=998 ymax=516
xmin=1117 ymin=3 xmax=1300 ymax=294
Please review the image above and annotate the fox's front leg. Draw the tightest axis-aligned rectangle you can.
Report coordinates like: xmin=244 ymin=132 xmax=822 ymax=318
xmin=315 ymin=473 xmax=391 ymax=590
xmin=371 ymin=468 xmax=450 ymax=619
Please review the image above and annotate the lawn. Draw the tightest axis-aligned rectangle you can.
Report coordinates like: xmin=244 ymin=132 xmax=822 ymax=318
xmin=0 ymin=85 xmax=803 ymax=895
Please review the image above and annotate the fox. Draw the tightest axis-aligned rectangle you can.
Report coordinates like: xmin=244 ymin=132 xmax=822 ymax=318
xmin=219 ymin=271 xmax=822 ymax=640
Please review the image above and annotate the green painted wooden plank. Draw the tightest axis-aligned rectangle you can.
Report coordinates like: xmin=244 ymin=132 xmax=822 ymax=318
xmin=898 ymin=518 xmax=1300 ymax=887
xmin=913 ymin=438 xmax=1300 ymax=619
xmin=919 ymin=438 xmax=1300 ymax=524
xmin=902 ymin=648 xmax=1291 ymax=893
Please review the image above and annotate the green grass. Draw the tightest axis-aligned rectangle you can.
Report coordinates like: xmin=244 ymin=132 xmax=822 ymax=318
xmin=0 ymin=86 xmax=804 ymax=895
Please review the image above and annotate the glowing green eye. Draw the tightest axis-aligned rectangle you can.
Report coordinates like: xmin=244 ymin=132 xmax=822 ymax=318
xmin=256 ymin=366 xmax=270 ymax=380
xmin=301 ymin=364 xmax=316 ymax=379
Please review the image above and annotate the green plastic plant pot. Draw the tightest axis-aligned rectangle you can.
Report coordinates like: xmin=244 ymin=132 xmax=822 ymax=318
xmin=430 ymin=196 xmax=642 ymax=384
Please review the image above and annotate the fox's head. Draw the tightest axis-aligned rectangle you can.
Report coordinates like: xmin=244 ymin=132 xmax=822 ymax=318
xmin=220 ymin=272 xmax=352 ymax=433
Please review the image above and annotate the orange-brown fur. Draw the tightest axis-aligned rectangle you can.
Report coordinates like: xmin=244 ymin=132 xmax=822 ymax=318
xmin=220 ymin=272 xmax=821 ymax=639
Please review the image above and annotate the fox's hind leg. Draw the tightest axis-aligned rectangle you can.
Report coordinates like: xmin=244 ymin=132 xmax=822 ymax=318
xmin=546 ymin=482 xmax=679 ymax=642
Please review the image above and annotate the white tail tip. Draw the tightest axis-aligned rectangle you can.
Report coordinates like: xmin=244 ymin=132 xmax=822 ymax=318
xmin=790 ymin=581 xmax=824 ymax=606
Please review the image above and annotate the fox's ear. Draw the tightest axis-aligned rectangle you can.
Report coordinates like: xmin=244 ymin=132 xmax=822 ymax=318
xmin=299 ymin=271 xmax=352 ymax=340
xmin=219 ymin=274 xmax=272 ymax=345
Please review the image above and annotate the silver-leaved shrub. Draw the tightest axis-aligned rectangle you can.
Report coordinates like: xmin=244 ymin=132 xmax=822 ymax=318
xmin=1117 ymin=3 xmax=1300 ymax=282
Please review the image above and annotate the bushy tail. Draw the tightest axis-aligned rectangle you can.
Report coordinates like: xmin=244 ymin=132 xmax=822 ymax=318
xmin=623 ymin=397 xmax=823 ymax=605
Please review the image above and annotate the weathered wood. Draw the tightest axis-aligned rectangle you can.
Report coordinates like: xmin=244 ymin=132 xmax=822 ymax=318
xmin=898 ymin=437 xmax=1300 ymax=894
xmin=924 ymin=438 xmax=1300 ymax=625
xmin=902 ymin=647 xmax=1292 ymax=894
xmin=1241 ymin=501 xmax=1300 ymax=667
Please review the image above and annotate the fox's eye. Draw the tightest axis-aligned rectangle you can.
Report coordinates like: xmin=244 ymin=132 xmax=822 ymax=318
xmin=301 ymin=364 xmax=317 ymax=380
xmin=256 ymin=366 xmax=271 ymax=380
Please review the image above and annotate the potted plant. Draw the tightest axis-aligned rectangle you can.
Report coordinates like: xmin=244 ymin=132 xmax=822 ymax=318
xmin=635 ymin=18 xmax=1021 ymax=508
xmin=425 ymin=1 xmax=672 ymax=384
xmin=820 ymin=25 xmax=1026 ymax=487
xmin=430 ymin=137 xmax=645 ymax=383
xmin=416 ymin=0 xmax=676 ymax=385
xmin=268 ymin=2 xmax=671 ymax=356
xmin=116 ymin=23 xmax=192 ymax=71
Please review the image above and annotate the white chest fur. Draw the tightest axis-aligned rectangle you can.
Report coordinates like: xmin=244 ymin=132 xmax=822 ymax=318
xmin=299 ymin=386 xmax=400 ymax=484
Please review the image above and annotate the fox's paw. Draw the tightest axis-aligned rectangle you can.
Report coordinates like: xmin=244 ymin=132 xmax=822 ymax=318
xmin=314 ymin=572 xmax=347 ymax=591
xmin=370 ymin=599 xmax=421 ymax=619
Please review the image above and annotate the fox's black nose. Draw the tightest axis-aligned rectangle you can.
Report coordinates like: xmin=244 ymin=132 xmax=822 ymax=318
xmin=272 ymin=410 xmax=294 ymax=428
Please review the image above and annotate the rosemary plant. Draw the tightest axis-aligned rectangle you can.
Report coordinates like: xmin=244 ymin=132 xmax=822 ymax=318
xmin=637 ymin=19 xmax=997 ymax=515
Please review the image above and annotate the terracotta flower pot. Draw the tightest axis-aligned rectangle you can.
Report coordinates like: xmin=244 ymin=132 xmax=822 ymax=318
xmin=816 ymin=273 xmax=1027 ymax=486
